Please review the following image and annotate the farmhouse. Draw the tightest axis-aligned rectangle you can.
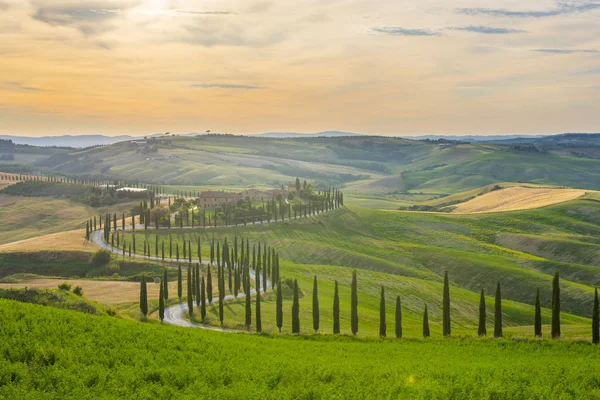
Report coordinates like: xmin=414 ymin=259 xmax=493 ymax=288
xmin=240 ymin=189 xmax=273 ymax=202
xmin=199 ymin=191 xmax=242 ymax=208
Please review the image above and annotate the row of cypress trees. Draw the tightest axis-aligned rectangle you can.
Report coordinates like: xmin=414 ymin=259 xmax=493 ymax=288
xmin=144 ymin=265 xmax=600 ymax=342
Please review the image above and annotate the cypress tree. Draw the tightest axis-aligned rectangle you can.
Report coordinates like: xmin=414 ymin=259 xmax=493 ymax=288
xmin=395 ymin=295 xmax=402 ymax=339
xmin=207 ymin=265 xmax=213 ymax=303
xmin=534 ymin=288 xmax=542 ymax=338
xmin=276 ymin=279 xmax=283 ymax=332
xmin=478 ymin=289 xmax=486 ymax=337
xmin=140 ymin=275 xmax=148 ymax=318
xmin=552 ymin=271 xmax=561 ymax=339
xmin=218 ymin=265 xmax=224 ymax=326
xmin=177 ymin=264 xmax=182 ymax=301
xmin=163 ymin=269 xmax=169 ymax=300
xmin=333 ymin=280 xmax=340 ymax=334
xmin=200 ymin=276 xmax=207 ymax=322
xmin=423 ymin=304 xmax=430 ymax=338
xmin=195 ymin=264 xmax=201 ymax=308
xmin=442 ymin=270 xmax=451 ymax=337
xmin=256 ymin=283 xmax=262 ymax=332
xmin=187 ymin=267 xmax=193 ymax=317
xmin=245 ymin=275 xmax=252 ymax=330
xmin=312 ymin=276 xmax=319 ymax=333
xmin=351 ymin=270 xmax=358 ymax=336
xmin=292 ymin=279 xmax=300 ymax=333
xmin=379 ymin=286 xmax=386 ymax=338
xmin=159 ymin=280 xmax=165 ymax=323
xmin=494 ymin=282 xmax=502 ymax=338
xmin=593 ymin=288 xmax=599 ymax=344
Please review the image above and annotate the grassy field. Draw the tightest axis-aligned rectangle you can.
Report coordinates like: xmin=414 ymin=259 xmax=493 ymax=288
xmin=2 ymin=300 xmax=600 ymax=399
xmin=451 ymin=187 xmax=586 ymax=213
xmin=112 ymin=198 xmax=600 ymax=337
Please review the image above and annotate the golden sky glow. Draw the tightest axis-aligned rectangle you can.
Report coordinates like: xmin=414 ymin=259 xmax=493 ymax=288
xmin=0 ymin=0 xmax=599 ymax=136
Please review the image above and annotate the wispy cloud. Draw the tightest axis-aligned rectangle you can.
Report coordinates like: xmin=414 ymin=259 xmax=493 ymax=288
xmin=0 ymin=1 xmax=10 ymax=12
xmin=456 ymin=3 xmax=600 ymax=18
xmin=372 ymin=27 xmax=440 ymax=36
xmin=448 ymin=26 xmax=527 ymax=34
xmin=191 ymin=83 xmax=265 ymax=89
xmin=531 ymin=49 xmax=599 ymax=54
xmin=1 ymin=82 xmax=43 ymax=92
xmin=572 ymin=68 xmax=600 ymax=76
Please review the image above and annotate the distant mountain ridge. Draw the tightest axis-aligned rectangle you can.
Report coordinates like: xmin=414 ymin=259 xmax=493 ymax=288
xmin=2 ymin=132 xmax=599 ymax=148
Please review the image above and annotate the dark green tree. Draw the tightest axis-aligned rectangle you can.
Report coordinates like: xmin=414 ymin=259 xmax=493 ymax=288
xmin=333 ymin=280 xmax=340 ymax=334
xmin=442 ymin=270 xmax=451 ymax=337
xmin=200 ymin=276 xmax=207 ymax=322
xmin=379 ymin=286 xmax=386 ymax=338
xmin=552 ymin=271 xmax=561 ymax=339
xmin=158 ymin=279 xmax=165 ymax=323
xmin=177 ymin=264 xmax=182 ymax=301
xmin=423 ymin=304 xmax=430 ymax=338
xmin=276 ymin=279 xmax=283 ymax=332
xmin=256 ymin=284 xmax=262 ymax=332
xmin=535 ymin=288 xmax=542 ymax=338
xmin=187 ymin=267 xmax=193 ymax=317
xmin=494 ymin=282 xmax=502 ymax=338
xmin=207 ymin=265 xmax=213 ymax=303
xmin=478 ymin=289 xmax=486 ymax=337
xmin=351 ymin=270 xmax=358 ymax=336
xmin=245 ymin=275 xmax=252 ymax=330
xmin=593 ymin=288 xmax=599 ymax=345
xmin=163 ymin=269 xmax=169 ymax=300
xmin=139 ymin=275 xmax=148 ymax=318
xmin=395 ymin=295 xmax=402 ymax=339
xmin=312 ymin=276 xmax=319 ymax=332
xmin=292 ymin=279 xmax=300 ymax=333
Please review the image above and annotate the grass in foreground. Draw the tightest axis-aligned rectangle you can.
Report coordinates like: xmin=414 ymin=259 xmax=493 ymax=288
xmin=2 ymin=300 xmax=600 ymax=399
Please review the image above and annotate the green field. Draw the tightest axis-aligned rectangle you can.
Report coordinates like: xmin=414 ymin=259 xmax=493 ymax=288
xmin=2 ymin=300 xmax=600 ymax=399
xmin=114 ymin=198 xmax=600 ymax=336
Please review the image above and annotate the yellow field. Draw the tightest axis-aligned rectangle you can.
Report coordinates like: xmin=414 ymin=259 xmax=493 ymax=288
xmin=0 ymin=229 xmax=96 ymax=253
xmin=0 ymin=278 xmax=172 ymax=304
xmin=451 ymin=187 xmax=587 ymax=213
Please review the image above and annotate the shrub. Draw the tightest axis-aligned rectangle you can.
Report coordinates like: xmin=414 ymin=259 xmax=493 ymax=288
xmin=91 ymin=250 xmax=111 ymax=267
xmin=73 ymin=286 xmax=84 ymax=296
xmin=58 ymin=282 xmax=72 ymax=291
xmin=106 ymin=307 xmax=117 ymax=316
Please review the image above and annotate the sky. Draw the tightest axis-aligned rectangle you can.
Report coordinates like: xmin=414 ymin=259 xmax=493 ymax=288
xmin=0 ymin=0 xmax=599 ymax=137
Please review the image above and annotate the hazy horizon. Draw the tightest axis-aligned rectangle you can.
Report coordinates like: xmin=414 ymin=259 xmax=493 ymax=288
xmin=1 ymin=0 xmax=599 ymax=137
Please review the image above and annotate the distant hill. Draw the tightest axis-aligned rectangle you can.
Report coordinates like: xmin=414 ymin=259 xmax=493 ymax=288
xmin=0 ymin=135 xmax=136 ymax=148
xmin=256 ymin=131 xmax=364 ymax=138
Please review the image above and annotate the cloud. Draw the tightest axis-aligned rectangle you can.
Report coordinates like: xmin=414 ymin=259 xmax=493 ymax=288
xmin=531 ymin=49 xmax=599 ymax=54
xmin=372 ymin=27 xmax=440 ymax=36
xmin=1 ymin=82 xmax=43 ymax=92
xmin=32 ymin=1 xmax=137 ymax=35
xmin=191 ymin=83 xmax=265 ymax=89
xmin=0 ymin=1 xmax=9 ymax=12
xmin=572 ymin=68 xmax=600 ymax=75
xmin=448 ymin=26 xmax=527 ymax=34
xmin=456 ymin=3 xmax=600 ymax=18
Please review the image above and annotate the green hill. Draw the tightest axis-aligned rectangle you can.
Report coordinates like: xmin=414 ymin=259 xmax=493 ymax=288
xmin=4 ymin=135 xmax=600 ymax=198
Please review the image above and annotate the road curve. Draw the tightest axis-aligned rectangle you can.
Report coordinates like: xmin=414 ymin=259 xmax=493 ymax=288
xmin=90 ymin=223 xmax=273 ymax=332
